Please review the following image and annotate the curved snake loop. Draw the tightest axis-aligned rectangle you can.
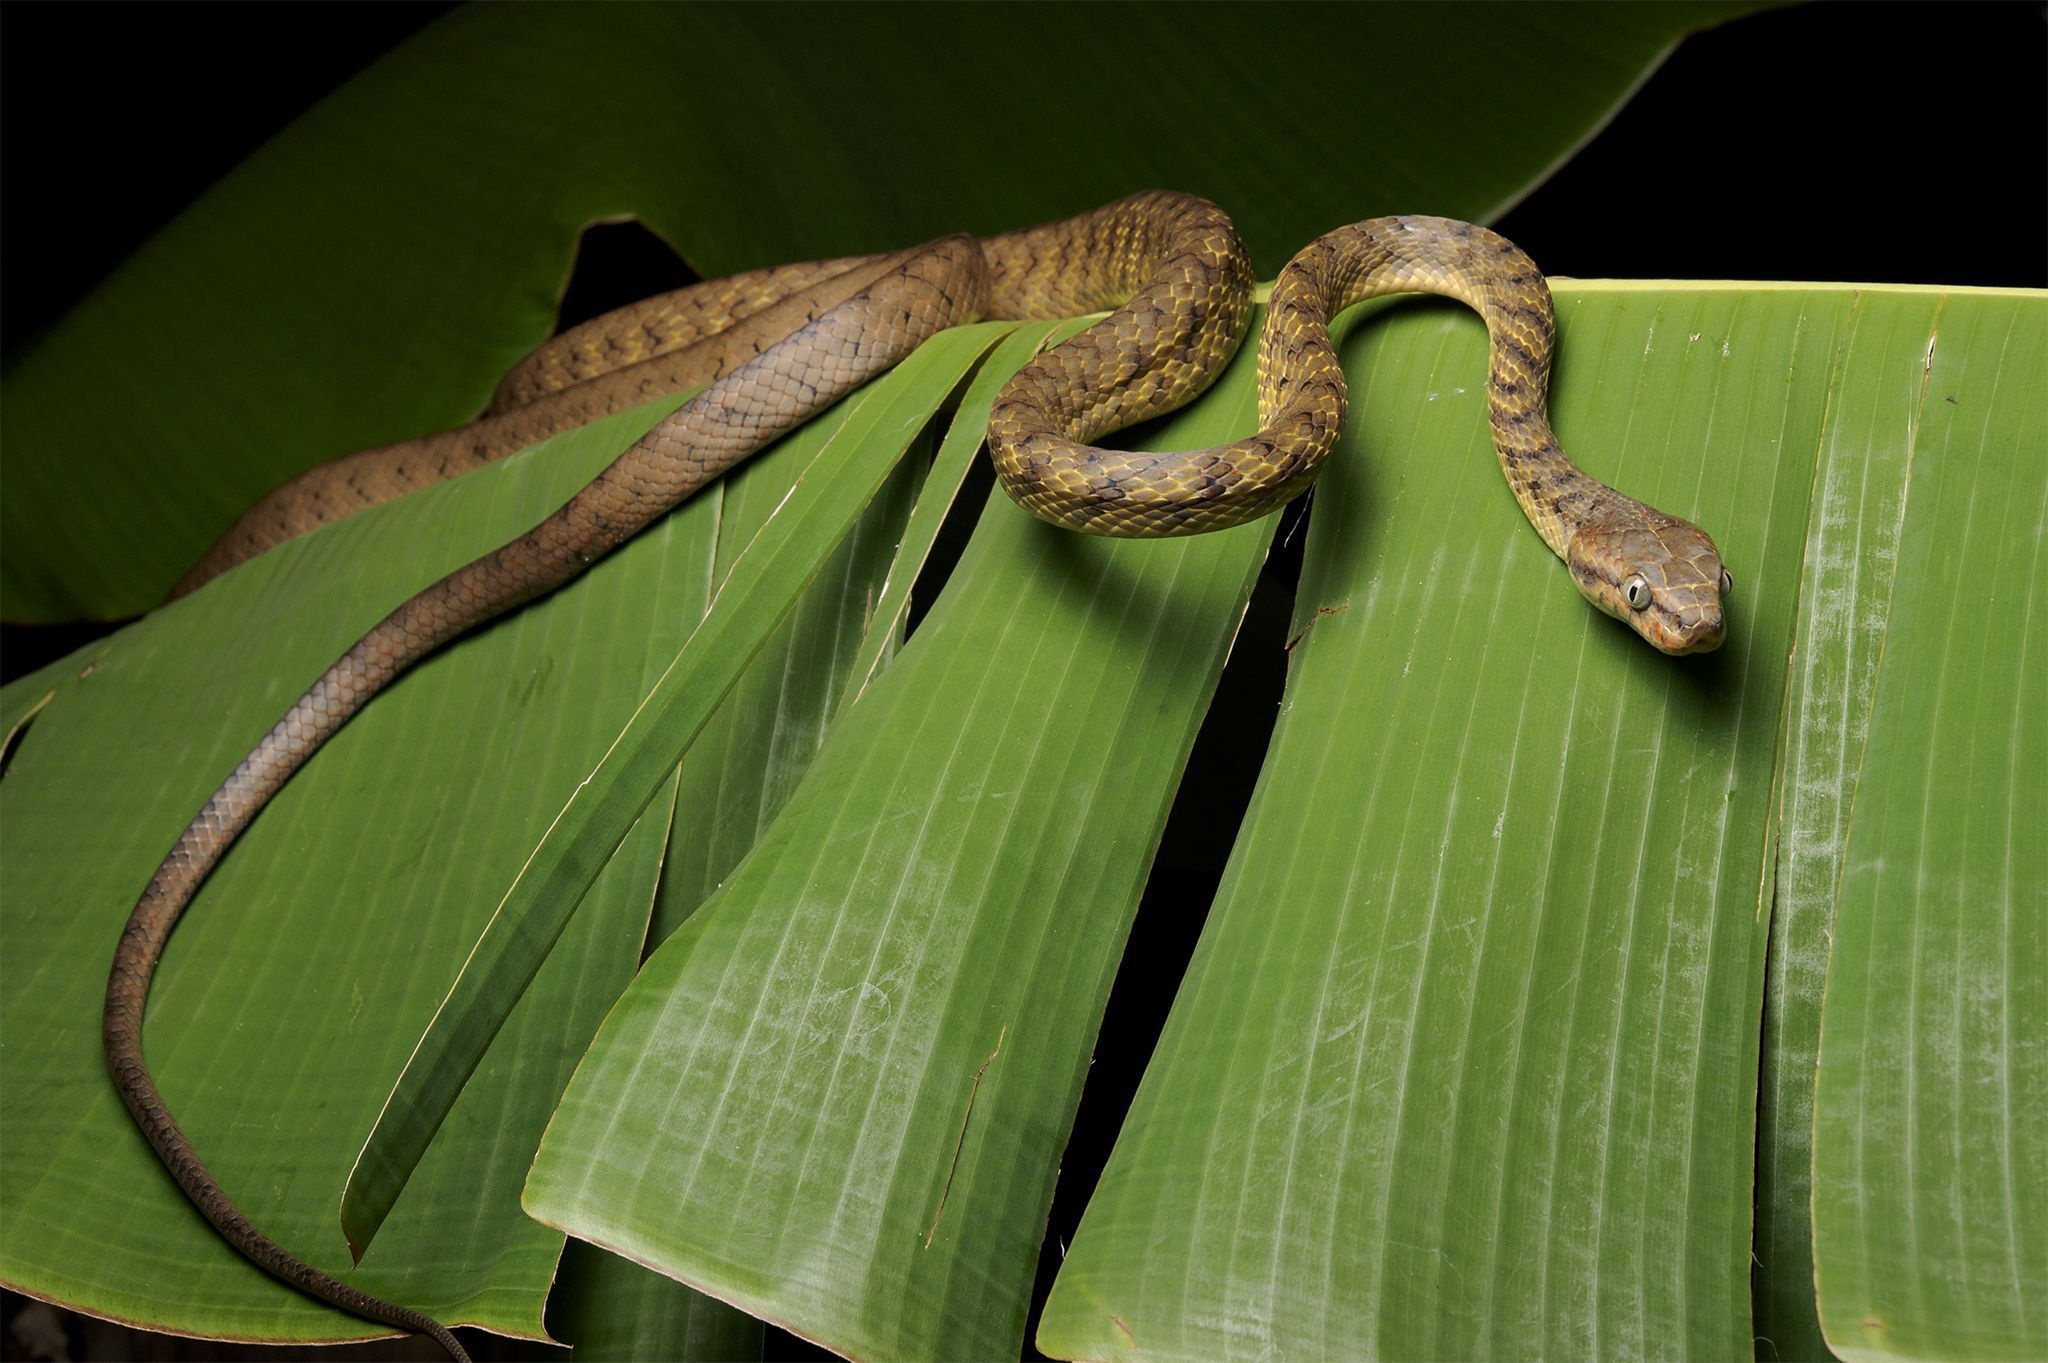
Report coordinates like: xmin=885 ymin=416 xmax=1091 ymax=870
xmin=110 ymin=191 xmax=1727 ymax=1360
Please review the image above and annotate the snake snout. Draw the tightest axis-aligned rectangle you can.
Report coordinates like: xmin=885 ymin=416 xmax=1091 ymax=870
xmin=1650 ymin=602 xmax=1726 ymax=655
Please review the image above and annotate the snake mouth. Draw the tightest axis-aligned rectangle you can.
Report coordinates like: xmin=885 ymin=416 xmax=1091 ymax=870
xmin=1650 ymin=610 xmax=1726 ymax=655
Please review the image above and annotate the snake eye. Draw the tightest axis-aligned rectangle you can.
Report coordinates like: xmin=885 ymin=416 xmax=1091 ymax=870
xmin=1719 ymin=567 xmax=1734 ymax=597
xmin=1623 ymin=574 xmax=1652 ymax=611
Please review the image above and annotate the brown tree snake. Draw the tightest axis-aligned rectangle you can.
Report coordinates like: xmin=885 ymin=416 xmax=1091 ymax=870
xmin=104 ymin=191 xmax=1729 ymax=1357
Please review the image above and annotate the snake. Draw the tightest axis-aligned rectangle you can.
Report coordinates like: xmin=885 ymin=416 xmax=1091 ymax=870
xmin=105 ymin=190 xmax=1729 ymax=1361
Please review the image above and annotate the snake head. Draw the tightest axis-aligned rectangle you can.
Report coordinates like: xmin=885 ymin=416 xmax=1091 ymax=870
xmin=1566 ymin=511 xmax=1729 ymax=655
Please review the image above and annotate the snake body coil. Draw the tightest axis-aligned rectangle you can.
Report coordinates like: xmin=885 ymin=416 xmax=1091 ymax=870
xmin=110 ymin=192 xmax=1727 ymax=1359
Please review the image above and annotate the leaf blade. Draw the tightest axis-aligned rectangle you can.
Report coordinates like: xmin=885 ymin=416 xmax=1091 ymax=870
xmin=1036 ymin=284 xmax=1862 ymax=1361
xmin=0 ymin=394 xmax=708 ymax=1341
xmin=522 ymin=327 xmax=1274 ymax=1362
xmin=1810 ymin=295 xmax=2048 ymax=1363
xmin=338 ymin=322 xmax=1012 ymax=1257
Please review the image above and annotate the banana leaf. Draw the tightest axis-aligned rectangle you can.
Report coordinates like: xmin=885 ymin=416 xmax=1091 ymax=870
xmin=14 ymin=6 xmax=2033 ymax=1363
xmin=1805 ymin=295 xmax=2046 ymax=1363
xmin=521 ymin=284 xmax=2043 ymax=1361
xmin=3 ymin=0 xmax=1744 ymax=1347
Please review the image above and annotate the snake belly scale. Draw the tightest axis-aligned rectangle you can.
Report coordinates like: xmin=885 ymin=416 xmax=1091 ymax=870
xmin=107 ymin=191 xmax=1728 ymax=1358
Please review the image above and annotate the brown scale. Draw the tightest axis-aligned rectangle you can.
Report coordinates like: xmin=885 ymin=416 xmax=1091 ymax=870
xmin=118 ymin=195 xmax=1727 ymax=1362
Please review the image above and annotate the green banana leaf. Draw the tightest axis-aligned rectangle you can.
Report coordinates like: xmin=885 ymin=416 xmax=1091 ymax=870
xmin=1 ymin=3 xmax=1751 ymax=1353
xmin=1034 ymin=287 xmax=2045 ymax=1362
xmin=522 ymin=326 xmax=1273 ymax=1362
xmin=11 ymin=6 xmax=2038 ymax=1363
xmin=512 ymin=285 xmax=2044 ymax=1362
xmin=1805 ymin=296 xmax=2046 ymax=1363
xmin=8 ymin=276 xmax=2038 ymax=1361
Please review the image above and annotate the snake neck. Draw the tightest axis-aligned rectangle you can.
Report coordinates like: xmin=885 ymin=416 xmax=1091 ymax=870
xmin=1264 ymin=216 xmax=1727 ymax=653
xmin=1264 ymin=215 xmax=1615 ymax=561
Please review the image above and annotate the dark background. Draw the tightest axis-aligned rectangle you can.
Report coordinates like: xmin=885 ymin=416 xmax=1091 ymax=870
xmin=5 ymin=2 xmax=2043 ymax=363
xmin=2 ymin=3 xmax=2043 ymax=1361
